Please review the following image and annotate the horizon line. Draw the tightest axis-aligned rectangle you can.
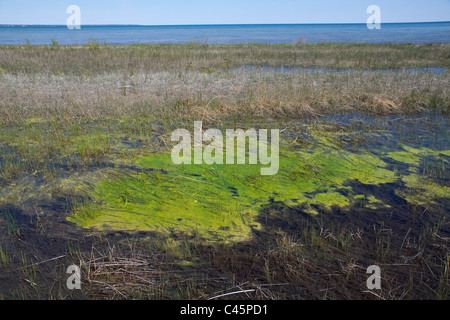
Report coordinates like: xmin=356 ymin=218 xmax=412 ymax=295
xmin=1 ymin=21 xmax=449 ymax=27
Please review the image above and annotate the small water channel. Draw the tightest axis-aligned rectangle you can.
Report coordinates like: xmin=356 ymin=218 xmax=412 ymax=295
xmin=240 ymin=65 xmax=448 ymax=74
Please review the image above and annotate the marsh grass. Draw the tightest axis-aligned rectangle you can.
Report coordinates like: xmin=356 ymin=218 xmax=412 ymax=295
xmin=0 ymin=69 xmax=448 ymax=127
xmin=0 ymin=245 xmax=9 ymax=266
xmin=0 ymin=43 xmax=448 ymax=125
xmin=0 ymin=43 xmax=449 ymax=300
xmin=1 ymin=43 xmax=449 ymax=75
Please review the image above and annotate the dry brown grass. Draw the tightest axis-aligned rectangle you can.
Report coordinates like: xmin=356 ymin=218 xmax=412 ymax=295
xmin=0 ymin=69 xmax=448 ymax=125
xmin=0 ymin=43 xmax=448 ymax=124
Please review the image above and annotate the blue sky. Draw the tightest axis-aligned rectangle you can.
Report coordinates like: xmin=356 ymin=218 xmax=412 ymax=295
xmin=0 ymin=0 xmax=449 ymax=25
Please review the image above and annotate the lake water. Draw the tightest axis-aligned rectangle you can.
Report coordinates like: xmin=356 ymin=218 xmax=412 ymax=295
xmin=0 ymin=22 xmax=449 ymax=45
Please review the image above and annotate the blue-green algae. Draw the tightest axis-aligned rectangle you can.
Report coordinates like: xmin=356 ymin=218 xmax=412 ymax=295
xmin=68 ymin=142 xmax=398 ymax=241
xmin=386 ymin=145 xmax=449 ymax=167
xmin=68 ymin=122 xmax=449 ymax=241
xmin=382 ymin=145 xmax=449 ymax=204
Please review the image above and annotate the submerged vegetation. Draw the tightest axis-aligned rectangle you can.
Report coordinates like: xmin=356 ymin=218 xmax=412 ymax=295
xmin=69 ymin=126 xmax=440 ymax=241
xmin=0 ymin=43 xmax=449 ymax=300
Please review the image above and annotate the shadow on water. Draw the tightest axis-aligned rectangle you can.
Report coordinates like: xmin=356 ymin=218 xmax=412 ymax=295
xmin=0 ymin=204 xmax=27 ymax=236
xmin=248 ymin=179 xmax=450 ymax=299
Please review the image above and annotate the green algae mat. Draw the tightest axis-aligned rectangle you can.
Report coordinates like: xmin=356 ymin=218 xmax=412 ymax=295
xmin=68 ymin=117 xmax=450 ymax=242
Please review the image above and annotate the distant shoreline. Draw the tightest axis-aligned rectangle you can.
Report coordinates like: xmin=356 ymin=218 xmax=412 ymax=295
xmin=1 ymin=21 xmax=450 ymax=28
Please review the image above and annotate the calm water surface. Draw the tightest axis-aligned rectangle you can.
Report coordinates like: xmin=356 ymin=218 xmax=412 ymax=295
xmin=0 ymin=22 xmax=449 ymax=45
